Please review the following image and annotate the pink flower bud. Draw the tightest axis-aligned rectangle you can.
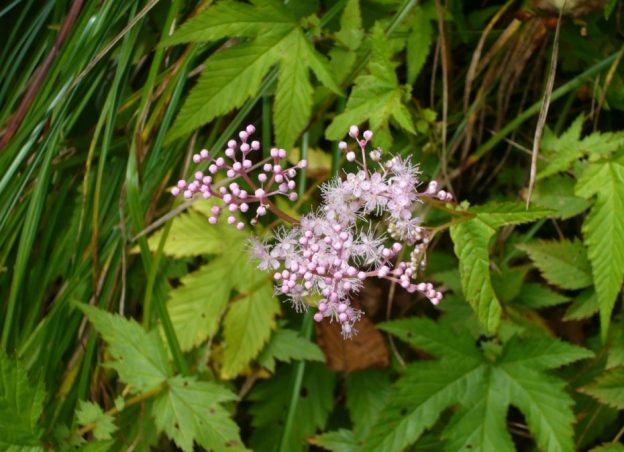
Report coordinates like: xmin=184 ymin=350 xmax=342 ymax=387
xmin=349 ymin=125 xmax=359 ymax=137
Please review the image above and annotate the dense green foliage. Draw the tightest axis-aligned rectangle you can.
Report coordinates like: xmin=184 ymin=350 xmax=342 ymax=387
xmin=1 ymin=0 xmax=624 ymax=450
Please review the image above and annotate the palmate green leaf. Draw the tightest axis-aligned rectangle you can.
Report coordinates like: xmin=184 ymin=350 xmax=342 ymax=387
xmin=77 ymin=304 xmax=172 ymax=393
xmin=167 ymin=0 xmax=340 ymax=146
xmin=0 ymin=352 xmax=46 ymax=449
xmin=249 ymin=363 xmax=335 ymax=451
xmin=152 ymin=376 xmax=244 ymax=452
xmin=365 ymin=320 xmax=591 ymax=451
xmin=326 ymin=25 xmax=415 ymax=149
xmin=221 ymin=281 xmax=280 ymax=379
xmin=362 ymin=358 xmax=485 ymax=451
xmin=76 ymin=401 xmax=117 ymax=441
xmin=576 ymin=160 xmax=624 ymax=337
xmin=443 ymin=367 xmax=514 ymax=452
xmin=496 ymin=367 xmax=575 ymax=452
xmin=450 ymin=217 xmax=501 ymax=333
xmin=581 ymin=368 xmax=624 ymax=410
xmin=516 ymin=239 xmax=593 ymax=290
xmin=167 ymin=256 xmax=237 ymax=352
xmin=257 ymin=328 xmax=324 ymax=373
xmin=163 ymin=0 xmax=294 ymax=45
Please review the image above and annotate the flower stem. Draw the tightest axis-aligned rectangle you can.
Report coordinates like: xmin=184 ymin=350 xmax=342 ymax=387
xmin=278 ymin=311 xmax=313 ymax=452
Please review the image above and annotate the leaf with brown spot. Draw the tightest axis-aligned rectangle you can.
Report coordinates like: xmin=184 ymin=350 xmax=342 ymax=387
xmin=315 ymin=316 xmax=389 ymax=372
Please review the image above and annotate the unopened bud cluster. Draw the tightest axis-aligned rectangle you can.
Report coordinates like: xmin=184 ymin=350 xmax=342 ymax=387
xmin=171 ymin=125 xmax=307 ymax=229
xmin=173 ymin=125 xmax=449 ymax=338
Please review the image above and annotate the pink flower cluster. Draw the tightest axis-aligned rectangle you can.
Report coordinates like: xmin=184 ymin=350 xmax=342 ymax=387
xmin=171 ymin=125 xmax=306 ymax=229
xmin=172 ymin=124 xmax=448 ymax=338
xmin=251 ymin=125 xmax=448 ymax=337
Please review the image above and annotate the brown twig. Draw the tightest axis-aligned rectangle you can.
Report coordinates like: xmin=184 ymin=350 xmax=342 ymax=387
xmin=0 ymin=0 xmax=84 ymax=151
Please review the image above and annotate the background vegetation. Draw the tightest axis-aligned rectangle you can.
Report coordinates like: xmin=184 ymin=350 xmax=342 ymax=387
xmin=1 ymin=0 xmax=624 ymax=450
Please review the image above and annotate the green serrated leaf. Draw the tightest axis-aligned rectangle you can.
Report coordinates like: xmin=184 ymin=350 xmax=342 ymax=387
xmin=500 ymin=336 xmax=593 ymax=370
xmin=564 ymin=289 xmax=599 ymax=321
xmin=538 ymin=116 xmax=584 ymax=179
xmin=496 ymin=366 xmax=575 ymax=452
xmin=257 ymin=328 xmax=324 ymax=373
xmin=469 ymin=202 xmax=552 ymax=229
xmin=273 ymin=30 xmax=313 ymax=149
xmin=152 ymin=376 xmax=243 ymax=452
xmin=581 ymin=368 xmax=624 ymax=410
xmin=221 ymin=282 xmax=280 ymax=379
xmin=517 ymin=239 xmax=593 ymax=290
xmin=532 ymin=175 xmax=591 ymax=219
xmin=406 ymin=6 xmax=434 ymax=84
xmin=378 ymin=317 xmax=482 ymax=361
xmin=310 ymin=429 xmax=358 ymax=452
xmin=163 ymin=0 xmax=294 ymax=45
xmin=249 ymin=363 xmax=335 ymax=451
xmin=576 ymin=160 xmax=624 ymax=337
xmin=443 ymin=367 xmax=514 ymax=452
xmin=450 ymin=218 xmax=501 ymax=333
xmin=335 ymin=0 xmax=363 ymax=50
xmin=167 ymin=256 xmax=237 ymax=352
xmin=513 ymin=283 xmax=570 ymax=309
xmin=0 ymin=352 xmax=46 ymax=448
xmin=77 ymin=304 xmax=172 ymax=393
xmin=326 ymin=25 xmax=415 ymax=149
xmin=168 ymin=36 xmax=284 ymax=142
xmin=145 ymin=210 xmax=230 ymax=258
xmin=346 ymin=370 xmax=392 ymax=438
xmin=363 ymin=359 xmax=485 ymax=451
xmin=76 ymin=401 xmax=117 ymax=441
xmin=538 ymin=116 xmax=624 ymax=179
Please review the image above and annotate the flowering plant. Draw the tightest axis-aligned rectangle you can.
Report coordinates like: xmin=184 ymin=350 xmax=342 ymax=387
xmin=173 ymin=125 xmax=451 ymax=337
